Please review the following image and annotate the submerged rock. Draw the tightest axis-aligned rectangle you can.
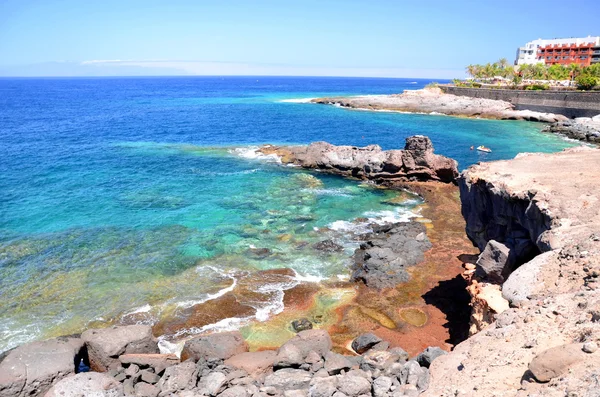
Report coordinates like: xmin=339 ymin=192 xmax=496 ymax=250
xmin=351 ymin=221 xmax=432 ymax=288
xmin=291 ymin=318 xmax=313 ymax=332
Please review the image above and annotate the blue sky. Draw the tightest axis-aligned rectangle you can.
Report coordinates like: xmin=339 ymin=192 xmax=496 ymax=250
xmin=1 ymin=0 xmax=599 ymax=78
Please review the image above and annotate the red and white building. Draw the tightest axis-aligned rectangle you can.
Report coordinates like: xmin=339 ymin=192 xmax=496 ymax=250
xmin=515 ymin=36 xmax=600 ymax=66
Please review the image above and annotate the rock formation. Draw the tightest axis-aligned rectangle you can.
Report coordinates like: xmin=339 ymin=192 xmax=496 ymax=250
xmin=259 ymin=135 xmax=459 ymax=184
xmin=0 ymin=326 xmax=446 ymax=397
xmin=426 ymin=146 xmax=600 ymax=396
xmin=311 ymin=87 xmax=569 ymax=122
xmin=542 ymin=114 xmax=600 ymax=143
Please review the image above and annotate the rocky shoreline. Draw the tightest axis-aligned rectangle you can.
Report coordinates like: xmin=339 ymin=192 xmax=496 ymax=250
xmin=310 ymin=88 xmax=568 ymax=123
xmin=5 ymin=137 xmax=599 ymax=396
xmin=542 ymin=115 xmax=600 ymax=144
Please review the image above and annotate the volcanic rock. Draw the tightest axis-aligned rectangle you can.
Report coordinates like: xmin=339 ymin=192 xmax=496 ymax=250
xmin=0 ymin=337 xmax=86 ymax=397
xmin=43 ymin=372 xmax=124 ymax=397
xmin=81 ymin=325 xmax=158 ymax=372
xmin=180 ymin=331 xmax=248 ymax=362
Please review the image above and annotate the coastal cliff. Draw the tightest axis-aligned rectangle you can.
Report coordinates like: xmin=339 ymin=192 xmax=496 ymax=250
xmin=426 ymin=147 xmax=600 ymax=396
xmin=311 ymin=88 xmax=568 ymax=122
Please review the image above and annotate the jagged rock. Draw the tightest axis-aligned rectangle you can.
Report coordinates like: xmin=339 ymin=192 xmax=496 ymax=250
xmin=43 ymin=372 xmax=124 ymax=397
xmin=181 ymin=331 xmax=248 ymax=362
xmin=312 ymin=240 xmax=344 ymax=253
xmin=372 ymin=376 xmax=393 ymax=397
xmin=291 ymin=318 xmax=313 ymax=333
xmin=475 ymin=240 xmax=512 ymax=283
xmin=387 ymin=347 xmax=409 ymax=363
xmin=119 ymin=354 xmax=179 ymax=376
xmin=583 ymin=342 xmax=598 ymax=353
xmin=501 ymin=251 xmax=554 ymax=306
xmin=308 ymin=376 xmax=338 ymax=397
xmin=360 ymin=350 xmax=399 ymax=372
xmin=351 ymin=222 xmax=432 ymax=289
xmin=134 ymin=382 xmax=159 ymax=397
xmin=81 ymin=325 xmax=159 ymax=372
xmin=351 ymin=333 xmax=382 ymax=354
xmin=259 ymin=136 xmax=459 ymax=184
xmin=529 ymin=344 xmax=587 ymax=382
xmin=156 ymin=361 xmax=197 ymax=394
xmin=336 ymin=372 xmax=371 ymax=396
xmin=264 ymin=369 xmax=312 ymax=390
xmin=219 ymin=385 xmax=248 ymax=397
xmin=140 ymin=370 xmax=160 ymax=384
xmin=0 ymin=337 xmax=86 ymax=397
xmin=415 ymin=347 xmax=447 ymax=368
xmin=124 ymin=363 xmax=139 ymax=377
xmin=197 ymin=371 xmax=227 ymax=396
xmin=323 ymin=351 xmax=352 ymax=375
xmin=224 ymin=351 xmax=276 ymax=380
xmin=274 ymin=330 xmax=332 ymax=368
xmin=283 ymin=390 xmax=309 ymax=397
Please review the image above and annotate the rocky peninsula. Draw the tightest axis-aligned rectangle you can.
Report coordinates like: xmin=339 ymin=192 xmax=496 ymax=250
xmin=311 ymin=88 xmax=568 ymax=123
xmin=3 ymin=138 xmax=600 ymax=396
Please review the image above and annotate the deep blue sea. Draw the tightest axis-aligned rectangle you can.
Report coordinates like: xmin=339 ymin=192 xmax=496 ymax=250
xmin=0 ymin=76 xmax=577 ymax=352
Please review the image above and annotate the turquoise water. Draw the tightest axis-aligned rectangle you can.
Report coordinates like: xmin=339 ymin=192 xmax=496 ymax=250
xmin=0 ymin=77 xmax=577 ymax=352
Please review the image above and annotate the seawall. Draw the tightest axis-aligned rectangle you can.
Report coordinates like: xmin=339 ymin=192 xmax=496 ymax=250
xmin=440 ymin=86 xmax=600 ymax=118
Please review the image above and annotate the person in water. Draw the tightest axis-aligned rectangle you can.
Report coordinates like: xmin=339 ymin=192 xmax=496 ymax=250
xmin=470 ymin=145 xmax=474 ymax=150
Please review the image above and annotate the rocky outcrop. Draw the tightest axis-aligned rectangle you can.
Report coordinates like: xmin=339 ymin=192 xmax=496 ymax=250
xmin=312 ymin=87 xmax=569 ymax=122
xmin=426 ymin=146 xmax=600 ymax=396
xmin=351 ymin=221 xmax=432 ymax=289
xmin=81 ymin=325 xmax=159 ymax=372
xmin=0 ymin=337 xmax=86 ymax=397
xmin=259 ymin=135 xmax=459 ymax=184
xmin=542 ymin=114 xmax=600 ymax=143
xmin=3 ymin=328 xmax=447 ymax=397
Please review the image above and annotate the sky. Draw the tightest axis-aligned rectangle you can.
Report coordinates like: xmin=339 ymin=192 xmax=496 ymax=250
xmin=1 ymin=0 xmax=599 ymax=78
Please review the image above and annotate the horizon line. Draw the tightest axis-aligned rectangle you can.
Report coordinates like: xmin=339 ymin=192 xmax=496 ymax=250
xmin=0 ymin=74 xmax=452 ymax=80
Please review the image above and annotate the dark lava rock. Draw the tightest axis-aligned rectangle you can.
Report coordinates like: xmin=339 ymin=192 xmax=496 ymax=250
xmin=312 ymin=239 xmax=344 ymax=253
xmin=351 ymin=333 xmax=383 ymax=354
xmin=416 ymin=346 xmax=447 ymax=368
xmin=291 ymin=318 xmax=313 ymax=333
xmin=351 ymin=221 xmax=432 ymax=289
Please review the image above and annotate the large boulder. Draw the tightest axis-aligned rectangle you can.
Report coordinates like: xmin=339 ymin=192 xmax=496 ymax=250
xmin=274 ymin=330 xmax=332 ymax=368
xmin=156 ymin=361 xmax=198 ymax=394
xmin=0 ymin=337 xmax=86 ymax=397
xmin=475 ymin=240 xmax=513 ymax=283
xmin=180 ymin=331 xmax=248 ymax=362
xmin=81 ymin=325 xmax=159 ymax=372
xmin=263 ymin=368 xmax=312 ymax=390
xmin=43 ymin=372 xmax=124 ymax=397
xmin=351 ymin=333 xmax=382 ymax=354
xmin=224 ymin=351 xmax=277 ymax=380
xmin=528 ymin=344 xmax=587 ymax=383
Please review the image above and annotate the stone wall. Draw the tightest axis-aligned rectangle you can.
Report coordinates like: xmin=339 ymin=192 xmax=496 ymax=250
xmin=440 ymin=86 xmax=600 ymax=118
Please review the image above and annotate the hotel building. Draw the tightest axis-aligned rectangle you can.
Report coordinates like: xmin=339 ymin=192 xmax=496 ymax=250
xmin=515 ymin=36 xmax=600 ymax=66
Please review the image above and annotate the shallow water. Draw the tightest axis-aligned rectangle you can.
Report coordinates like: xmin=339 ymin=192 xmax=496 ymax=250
xmin=0 ymin=77 xmax=577 ymax=352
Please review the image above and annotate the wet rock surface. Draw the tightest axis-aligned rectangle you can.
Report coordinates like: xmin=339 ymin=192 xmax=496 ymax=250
xmin=259 ymin=135 xmax=459 ymax=184
xmin=351 ymin=221 xmax=432 ymax=289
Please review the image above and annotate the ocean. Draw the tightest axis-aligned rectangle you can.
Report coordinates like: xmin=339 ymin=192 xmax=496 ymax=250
xmin=0 ymin=76 xmax=577 ymax=353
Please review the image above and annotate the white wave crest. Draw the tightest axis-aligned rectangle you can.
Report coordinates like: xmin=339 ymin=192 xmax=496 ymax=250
xmin=230 ymin=147 xmax=282 ymax=163
xmin=279 ymin=98 xmax=316 ymax=103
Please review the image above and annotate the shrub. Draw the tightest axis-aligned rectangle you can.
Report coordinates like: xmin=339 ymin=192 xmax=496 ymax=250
xmin=524 ymin=83 xmax=549 ymax=91
xmin=425 ymin=82 xmax=439 ymax=88
xmin=576 ymin=75 xmax=598 ymax=90
xmin=472 ymin=82 xmax=482 ymax=88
